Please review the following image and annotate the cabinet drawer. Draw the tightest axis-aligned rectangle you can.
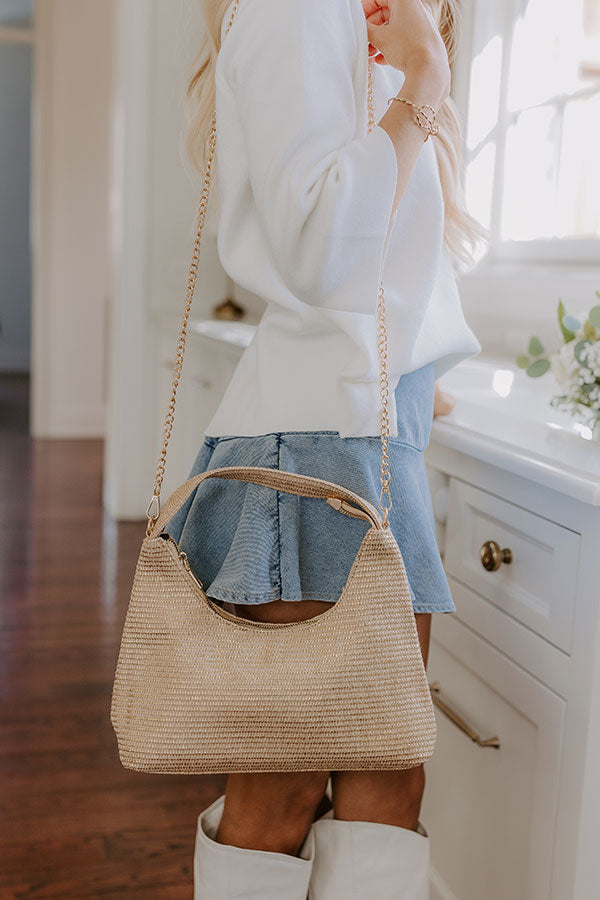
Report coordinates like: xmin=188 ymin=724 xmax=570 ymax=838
xmin=423 ymin=614 xmax=565 ymax=900
xmin=445 ymin=480 xmax=579 ymax=653
xmin=448 ymin=575 xmax=570 ymax=698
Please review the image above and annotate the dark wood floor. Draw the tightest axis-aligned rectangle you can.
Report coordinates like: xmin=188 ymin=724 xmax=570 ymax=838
xmin=0 ymin=376 xmax=225 ymax=899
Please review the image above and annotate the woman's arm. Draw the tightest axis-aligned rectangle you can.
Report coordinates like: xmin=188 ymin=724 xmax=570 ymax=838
xmin=220 ymin=0 xmax=449 ymax=314
xmin=366 ymin=0 xmax=450 ymax=217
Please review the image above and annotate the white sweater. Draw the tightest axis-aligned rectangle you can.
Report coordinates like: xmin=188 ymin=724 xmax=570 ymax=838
xmin=203 ymin=0 xmax=480 ymax=439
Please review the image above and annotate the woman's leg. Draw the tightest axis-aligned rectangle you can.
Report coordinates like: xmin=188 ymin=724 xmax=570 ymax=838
xmin=216 ymin=599 xmax=334 ymax=856
xmin=308 ymin=614 xmax=433 ymax=900
xmin=330 ymin=613 xmax=432 ymax=829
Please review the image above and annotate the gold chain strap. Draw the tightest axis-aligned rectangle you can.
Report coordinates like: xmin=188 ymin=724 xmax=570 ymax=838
xmin=145 ymin=0 xmax=241 ymax=535
xmin=147 ymin=2 xmax=393 ymax=532
xmin=367 ymin=61 xmax=393 ymax=527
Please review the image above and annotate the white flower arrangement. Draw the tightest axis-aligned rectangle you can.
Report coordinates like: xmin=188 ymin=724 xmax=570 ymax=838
xmin=516 ymin=294 xmax=600 ymax=435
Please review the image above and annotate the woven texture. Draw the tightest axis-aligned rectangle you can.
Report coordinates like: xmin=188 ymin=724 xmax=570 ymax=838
xmin=111 ymin=467 xmax=437 ymax=773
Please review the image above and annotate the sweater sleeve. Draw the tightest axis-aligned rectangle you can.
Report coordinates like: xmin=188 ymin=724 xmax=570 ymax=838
xmin=217 ymin=0 xmax=399 ymax=314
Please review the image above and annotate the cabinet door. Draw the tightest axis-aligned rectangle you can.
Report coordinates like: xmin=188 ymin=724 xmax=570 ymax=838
xmin=445 ymin=479 xmax=579 ymax=653
xmin=422 ymin=615 xmax=565 ymax=900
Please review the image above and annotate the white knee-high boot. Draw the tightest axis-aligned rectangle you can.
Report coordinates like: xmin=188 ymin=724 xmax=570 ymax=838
xmin=308 ymin=816 xmax=430 ymax=900
xmin=194 ymin=795 xmax=315 ymax=900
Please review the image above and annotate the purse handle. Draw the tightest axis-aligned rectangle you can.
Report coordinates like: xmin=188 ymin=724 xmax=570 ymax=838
xmin=146 ymin=0 xmax=393 ymax=533
xmin=150 ymin=465 xmax=383 ymax=536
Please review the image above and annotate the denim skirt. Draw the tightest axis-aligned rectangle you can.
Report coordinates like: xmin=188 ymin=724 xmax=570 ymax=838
xmin=165 ymin=362 xmax=454 ymax=614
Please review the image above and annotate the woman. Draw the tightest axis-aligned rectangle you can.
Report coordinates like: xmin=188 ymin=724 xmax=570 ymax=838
xmin=167 ymin=0 xmax=482 ymax=896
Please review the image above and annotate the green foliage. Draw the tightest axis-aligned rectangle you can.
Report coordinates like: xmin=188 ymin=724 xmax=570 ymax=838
xmin=528 ymin=336 xmax=544 ymax=357
xmin=517 ymin=335 xmax=549 ymax=379
xmin=558 ymin=300 xmax=576 ymax=343
xmin=517 ymin=291 xmax=600 ymax=386
xmin=526 ymin=358 xmax=551 ymax=378
xmin=589 ymin=305 xmax=600 ymax=329
xmin=574 ymin=340 xmax=592 ymax=367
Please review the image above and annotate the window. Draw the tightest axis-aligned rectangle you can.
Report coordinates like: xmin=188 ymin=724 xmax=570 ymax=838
xmin=462 ymin=0 xmax=600 ymax=263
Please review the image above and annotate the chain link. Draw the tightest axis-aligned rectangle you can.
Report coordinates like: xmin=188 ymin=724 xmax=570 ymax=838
xmin=368 ymin=60 xmax=393 ymax=528
xmin=148 ymin=9 xmax=392 ymax=531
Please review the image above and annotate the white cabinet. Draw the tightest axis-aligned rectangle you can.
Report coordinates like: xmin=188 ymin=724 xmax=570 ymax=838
xmin=444 ymin=480 xmax=579 ymax=653
xmin=424 ymin=442 xmax=600 ymax=900
xmin=423 ymin=614 xmax=565 ymax=900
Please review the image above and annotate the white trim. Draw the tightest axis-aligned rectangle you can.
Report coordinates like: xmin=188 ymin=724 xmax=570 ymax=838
xmin=29 ymin=0 xmax=52 ymax=435
xmin=102 ymin=0 xmax=159 ymax=520
xmin=451 ymin=0 xmax=475 ymax=117
xmin=488 ymin=0 xmax=517 ymax=247
xmin=36 ymin=404 xmax=105 ymax=438
xmin=490 ymin=237 xmax=600 ymax=265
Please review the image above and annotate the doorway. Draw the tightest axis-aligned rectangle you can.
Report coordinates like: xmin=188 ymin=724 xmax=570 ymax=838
xmin=0 ymin=0 xmax=34 ymax=382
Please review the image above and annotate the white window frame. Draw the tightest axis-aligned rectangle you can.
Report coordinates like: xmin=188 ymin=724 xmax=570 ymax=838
xmin=455 ymin=0 xmax=600 ymax=262
xmin=453 ymin=0 xmax=600 ymax=350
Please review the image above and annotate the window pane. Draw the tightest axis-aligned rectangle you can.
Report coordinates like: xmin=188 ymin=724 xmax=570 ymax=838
xmin=555 ymin=93 xmax=600 ymax=237
xmin=466 ymin=1 xmax=505 ymax=150
xmin=467 ymin=35 xmax=503 ymax=150
xmin=508 ymin=0 xmax=600 ymax=111
xmin=466 ymin=142 xmax=496 ymax=231
xmin=500 ymin=106 xmax=558 ymax=241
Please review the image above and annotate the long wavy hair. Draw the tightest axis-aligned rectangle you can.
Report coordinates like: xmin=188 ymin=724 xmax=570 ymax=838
xmin=185 ymin=0 xmax=485 ymax=269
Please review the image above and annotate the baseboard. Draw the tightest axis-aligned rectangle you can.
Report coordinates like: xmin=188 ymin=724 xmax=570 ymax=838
xmin=31 ymin=403 xmax=105 ymax=438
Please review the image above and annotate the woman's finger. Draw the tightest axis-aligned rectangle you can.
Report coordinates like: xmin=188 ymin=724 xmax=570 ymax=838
xmin=366 ymin=20 xmax=385 ymax=48
xmin=386 ymin=0 xmax=430 ymax=23
xmin=433 ymin=385 xmax=456 ymax=418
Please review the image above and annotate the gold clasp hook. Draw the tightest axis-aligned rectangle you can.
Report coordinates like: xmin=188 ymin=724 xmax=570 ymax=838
xmin=378 ymin=486 xmax=392 ymax=529
xmin=146 ymin=494 xmax=161 ymax=519
xmin=145 ymin=494 xmax=161 ymax=536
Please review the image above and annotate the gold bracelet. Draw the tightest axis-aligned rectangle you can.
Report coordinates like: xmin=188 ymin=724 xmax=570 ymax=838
xmin=387 ymin=96 xmax=440 ymax=140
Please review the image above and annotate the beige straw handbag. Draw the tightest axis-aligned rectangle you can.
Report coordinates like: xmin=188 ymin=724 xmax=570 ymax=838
xmin=110 ymin=0 xmax=437 ymax=774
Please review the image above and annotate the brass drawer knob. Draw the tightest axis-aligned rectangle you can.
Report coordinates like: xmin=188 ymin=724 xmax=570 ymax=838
xmin=480 ymin=540 xmax=513 ymax=572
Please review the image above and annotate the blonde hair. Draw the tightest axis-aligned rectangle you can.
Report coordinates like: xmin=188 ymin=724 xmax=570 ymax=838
xmin=186 ymin=0 xmax=485 ymax=269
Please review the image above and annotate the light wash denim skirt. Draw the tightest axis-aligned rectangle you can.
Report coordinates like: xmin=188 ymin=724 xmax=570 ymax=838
xmin=165 ymin=362 xmax=454 ymax=614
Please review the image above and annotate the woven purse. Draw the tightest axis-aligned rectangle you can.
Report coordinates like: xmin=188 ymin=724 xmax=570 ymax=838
xmin=110 ymin=0 xmax=437 ymax=774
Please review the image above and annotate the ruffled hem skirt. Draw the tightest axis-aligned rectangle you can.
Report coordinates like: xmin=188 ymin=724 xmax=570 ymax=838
xmin=165 ymin=363 xmax=454 ymax=614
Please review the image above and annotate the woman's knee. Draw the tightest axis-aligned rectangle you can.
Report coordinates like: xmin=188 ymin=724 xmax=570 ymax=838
xmin=218 ymin=771 xmax=330 ymax=854
xmin=332 ymin=765 xmax=426 ymax=827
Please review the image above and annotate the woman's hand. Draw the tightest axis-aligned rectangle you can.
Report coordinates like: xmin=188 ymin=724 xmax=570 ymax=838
xmin=363 ymin=0 xmax=450 ymax=106
xmin=433 ymin=383 xmax=455 ymax=418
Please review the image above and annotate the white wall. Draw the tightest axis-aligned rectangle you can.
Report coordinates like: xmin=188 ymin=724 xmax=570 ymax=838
xmin=30 ymin=0 xmax=113 ymax=436
xmin=104 ymin=0 xmax=240 ymax=520
xmin=0 ymin=40 xmax=32 ymax=372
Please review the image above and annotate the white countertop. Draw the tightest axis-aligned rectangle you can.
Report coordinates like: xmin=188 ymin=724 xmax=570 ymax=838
xmin=176 ymin=318 xmax=600 ymax=507
xmin=434 ymin=356 xmax=600 ymax=506
xmin=188 ymin=317 xmax=258 ymax=348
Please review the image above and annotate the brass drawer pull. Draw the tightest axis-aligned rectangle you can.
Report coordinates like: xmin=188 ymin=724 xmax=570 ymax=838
xmin=429 ymin=682 xmax=501 ymax=749
xmin=480 ymin=540 xmax=513 ymax=572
